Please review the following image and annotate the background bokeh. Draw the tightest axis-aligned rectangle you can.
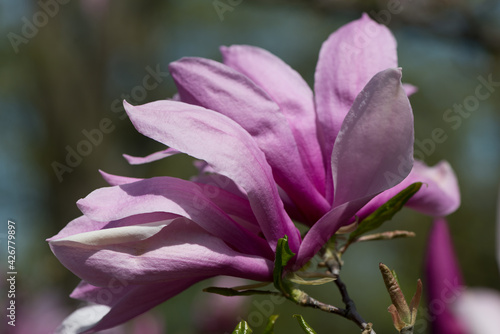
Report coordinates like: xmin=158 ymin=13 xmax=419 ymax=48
xmin=1 ymin=0 xmax=499 ymax=333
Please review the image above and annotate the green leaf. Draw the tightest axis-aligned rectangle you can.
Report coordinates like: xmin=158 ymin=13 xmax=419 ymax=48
xmin=263 ymin=315 xmax=279 ymax=334
xmin=232 ymin=320 xmax=253 ymax=334
xmin=203 ymin=287 xmax=279 ymax=297
xmin=349 ymin=182 xmax=422 ymax=242
xmin=293 ymin=314 xmax=318 ymax=334
xmin=273 ymin=236 xmax=295 ymax=295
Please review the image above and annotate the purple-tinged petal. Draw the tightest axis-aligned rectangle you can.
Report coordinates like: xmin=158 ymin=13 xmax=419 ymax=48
xmin=354 ymin=160 xmax=460 ymax=221
xmin=67 ymin=278 xmax=203 ymax=334
xmin=123 ymin=148 xmax=180 ymax=165
xmin=169 ymin=58 xmax=329 ymax=223
xmin=315 ymin=13 xmax=398 ymax=173
xmin=100 ymin=170 xmax=259 ymax=231
xmin=405 ymin=160 xmax=460 ymax=215
xmin=99 ymin=170 xmax=142 ymax=186
xmin=296 ymin=199 xmax=366 ymax=268
xmin=192 ymin=171 xmax=246 ymax=198
xmin=49 ymin=219 xmax=273 ymax=287
xmin=124 ymin=100 xmax=301 ymax=252
xmin=55 ymin=304 xmax=112 ymax=334
xmin=77 ymin=177 xmax=271 ymax=258
xmin=403 ymin=83 xmax=418 ymax=96
xmin=297 ymin=68 xmax=413 ymax=267
xmin=220 ymin=45 xmax=325 ymax=195
xmin=47 ymin=215 xmax=107 ymax=242
xmin=454 ymin=289 xmax=500 ymax=334
xmin=87 ymin=280 xmax=201 ymax=334
xmin=47 ymin=213 xmax=179 ymax=243
xmin=332 ymin=68 xmax=413 ymax=207
xmin=425 ymin=219 xmax=467 ymax=334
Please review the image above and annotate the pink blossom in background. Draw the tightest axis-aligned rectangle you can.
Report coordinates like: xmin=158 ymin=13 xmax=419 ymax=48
xmin=425 ymin=204 xmax=500 ymax=334
xmin=425 ymin=219 xmax=468 ymax=334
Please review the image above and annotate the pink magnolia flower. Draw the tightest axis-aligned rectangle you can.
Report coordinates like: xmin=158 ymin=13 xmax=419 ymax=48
xmin=49 ymin=14 xmax=459 ymax=332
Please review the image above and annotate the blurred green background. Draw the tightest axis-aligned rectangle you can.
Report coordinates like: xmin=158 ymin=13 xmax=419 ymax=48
xmin=1 ymin=0 xmax=499 ymax=333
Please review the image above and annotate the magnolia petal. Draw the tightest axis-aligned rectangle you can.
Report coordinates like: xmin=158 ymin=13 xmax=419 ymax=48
xmin=221 ymin=45 xmax=325 ymax=195
xmin=77 ymin=176 xmax=271 ymax=258
xmin=403 ymin=83 xmax=418 ymax=96
xmin=169 ymin=58 xmax=329 ymax=222
xmin=124 ymin=100 xmax=300 ymax=252
xmin=296 ymin=199 xmax=368 ymax=268
xmin=332 ymin=68 xmax=414 ymax=207
xmin=123 ymin=148 xmax=180 ymax=165
xmin=454 ymin=289 xmax=500 ymax=334
xmin=49 ymin=219 xmax=273 ymax=287
xmin=297 ymin=68 xmax=413 ymax=266
xmin=55 ymin=304 xmax=111 ymax=334
xmin=425 ymin=219 xmax=467 ymax=334
xmin=47 ymin=215 xmax=108 ymax=242
xmin=47 ymin=213 xmax=178 ymax=244
xmin=101 ymin=170 xmax=258 ymax=230
xmin=191 ymin=171 xmax=247 ymax=199
xmin=70 ymin=279 xmax=202 ymax=334
xmin=99 ymin=170 xmax=142 ymax=186
xmin=354 ymin=160 xmax=460 ymax=221
xmin=315 ymin=13 xmax=398 ymax=172
xmin=405 ymin=160 xmax=460 ymax=215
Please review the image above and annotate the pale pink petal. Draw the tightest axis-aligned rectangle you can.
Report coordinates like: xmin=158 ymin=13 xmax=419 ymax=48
xmin=315 ymin=13 xmax=397 ymax=177
xmin=100 ymin=170 xmax=258 ymax=230
xmin=332 ymin=68 xmax=413 ymax=206
xmin=47 ymin=215 xmax=108 ymax=241
xmin=124 ymin=100 xmax=301 ymax=252
xmin=169 ymin=58 xmax=329 ymax=222
xmin=49 ymin=219 xmax=273 ymax=287
xmin=77 ymin=177 xmax=271 ymax=258
xmin=455 ymin=289 xmax=500 ymax=334
xmin=123 ymin=148 xmax=180 ymax=165
xmin=99 ymin=170 xmax=142 ymax=186
xmin=55 ymin=304 xmax=111 ymax=334
xmin=354 ymin=160 xmax=460 ymax=221
xmin=191 ymin=171 xmax=246 ymax=199
xmin=221 ymin=45 xmax=325 ymax=195
xmin=403 ymin=83 xmax=418 ymax=96
xmin=296 ymin=200 xmax=363 ymax=268
xmin=297 ymin=68 xmax=413 ymax=267
xmin=405 ymin=160 xmax=460 ymax=215
xmin=70 ymin=279 xmax=202 ymax=334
